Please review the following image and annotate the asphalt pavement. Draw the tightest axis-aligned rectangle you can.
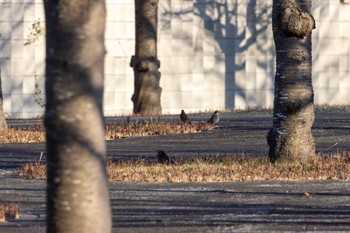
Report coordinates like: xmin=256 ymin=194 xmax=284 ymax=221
xmin=1 ymin=108 xmax=350 ymax=232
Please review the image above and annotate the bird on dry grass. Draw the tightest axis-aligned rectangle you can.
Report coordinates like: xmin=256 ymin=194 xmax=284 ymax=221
xmin=157 ymin=150 xmax=173 ymax=165
xmin=207 ymin=111 xmax=220 ymax=125
xmin=180 ymin=110 xmax=192 ymax=125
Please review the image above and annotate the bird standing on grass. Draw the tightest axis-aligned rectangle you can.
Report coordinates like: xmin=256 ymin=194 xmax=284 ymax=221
xmin=180 ymin=110 xmax=192 ymax=125
xmin=157 ymin=150 xmax=173 ymax=165
xmin=207 ymin=111 xmax=219 ymax=125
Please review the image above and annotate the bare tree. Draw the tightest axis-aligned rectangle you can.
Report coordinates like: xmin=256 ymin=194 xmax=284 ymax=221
xmin=131 ymin=0 xmax=162 ymax=115
xmin=267 ymin=0 xmax=316 ymax=162
xmin=0 ymin=69 xmax=7 ymax=130
xmin=44 ymin=1 xmax=111 ymax=232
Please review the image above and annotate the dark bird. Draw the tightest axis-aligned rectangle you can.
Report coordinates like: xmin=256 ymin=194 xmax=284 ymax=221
xmin=207 ymin=111 xmax=219 ymax=125
xmin=157 ymin=150 xmax=173 ymax=165
xmin=180 ymin=110 xmax=192 ymax=125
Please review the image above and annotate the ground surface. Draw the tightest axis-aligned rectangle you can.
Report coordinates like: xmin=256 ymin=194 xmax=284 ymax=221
xmin=1 ymin=108 xmax=350 ymax=232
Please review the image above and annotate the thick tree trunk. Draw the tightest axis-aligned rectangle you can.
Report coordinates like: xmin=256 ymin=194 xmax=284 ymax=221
xmin=131 ymin=0 xmax=162 ymax=115
xmin=267 ymin=0 xmax=316 ymax=162
xmin=44 ymin=1 xmax=111 ymax=233
xmin=0 ymin=69 xmax=7 ymax=130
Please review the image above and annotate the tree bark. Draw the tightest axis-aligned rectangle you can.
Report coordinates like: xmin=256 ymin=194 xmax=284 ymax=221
xmin=267 ymin=0 xmax=316 ymax=162
xmin=44 ymin=1 xmax=111 ymax=233
xmin=131 ymin=0 xmax=162 ymax=115
xmin=0 ymin=69 xmax=7 ymax=130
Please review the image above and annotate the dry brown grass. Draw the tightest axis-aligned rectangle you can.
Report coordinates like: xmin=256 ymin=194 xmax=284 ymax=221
xmin=17 ymin=153 xmax=46 ymax=180
xmin=0 ymin=125 xmax=45 ymax=143
xmin=107 ymin=153 xmax=350 ymax=182
xmin=0 ymin=199 xmax=20 ymax=222
xmin=18 ymin=152 xmax=350 ymax=182
xmin=105 ymin=120 xmax=213 ymax=140
xmin=0 ymin=121 xmax=213 ymax=143
xmin=18 ymin=162 xmax=47 ymax=180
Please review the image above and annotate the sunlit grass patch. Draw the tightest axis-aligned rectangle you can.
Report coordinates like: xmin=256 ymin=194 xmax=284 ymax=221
xmin=0 ymin=199 xmax=20 ymax=222
xmin=17 ymin=153 xmax=46 ymax=180
xmin=108 ymin=152 xmax=350 ymax=182
xmin=0 ymin=120 xmax=213 ymax=143
xmin=105 ymin=120 xmax=213 ymax=140
xmin=0 ymin=125 xmax=45 ymax=143
xmin=18 ymin=152 xmax=350 ymax=182
xmin=107 ymin=154 xmax=350 ymax=182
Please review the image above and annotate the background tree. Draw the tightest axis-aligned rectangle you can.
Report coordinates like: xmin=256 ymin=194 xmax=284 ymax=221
xmin=0 ymin=69 xmax=7 ymax=130
xmin=267 ymin=0 xmax=316 ymax=162
xmin=44 ymin=1 xmax=111 ymax=232
xmin=130 ymin=0 xmax=162 ymax=115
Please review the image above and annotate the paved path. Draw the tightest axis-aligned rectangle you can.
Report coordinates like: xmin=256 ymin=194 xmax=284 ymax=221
xmin=1 ymin=108 xmax=350 ymax=232
xmin=1 ymin=174 xmax=350 ymax=233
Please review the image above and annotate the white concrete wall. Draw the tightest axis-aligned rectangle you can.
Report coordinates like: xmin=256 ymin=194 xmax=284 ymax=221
xmin=0 ymin=0 xmax=349 ymax=118
xmin=312 ymin=0 xmax=350 ymax=105
xmin=1 ymin=0 xmax=46 ymax=118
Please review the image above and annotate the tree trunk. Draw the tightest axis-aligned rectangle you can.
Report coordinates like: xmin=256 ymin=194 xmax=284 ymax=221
xmin=44 ymin=1 xmax=111 ymax=233
xmin=131 ymin=0 xmax=162 ymax=115
xmin=0 ymin=69 xmax=7 ymax=130
xmin=267 ymin=0 xmax=316 ymax=162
